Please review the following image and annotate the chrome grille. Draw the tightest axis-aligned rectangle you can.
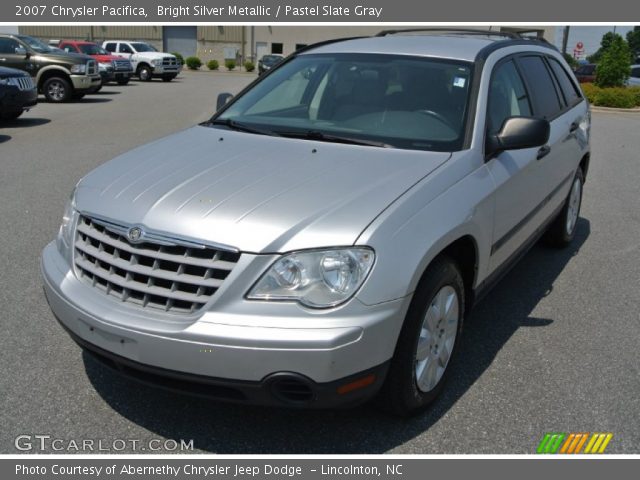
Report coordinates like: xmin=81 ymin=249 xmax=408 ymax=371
xmin=14 ymin=76 xmax=34 ymax=91
xmin=162 ymin=57 xmax=178 ymax=66
xmin=73 ymin=216 xmax=240 ymax=314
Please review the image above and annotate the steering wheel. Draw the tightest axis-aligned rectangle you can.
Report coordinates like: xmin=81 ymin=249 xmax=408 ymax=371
xmin=417 ymin=109 xmax=455 ymax=130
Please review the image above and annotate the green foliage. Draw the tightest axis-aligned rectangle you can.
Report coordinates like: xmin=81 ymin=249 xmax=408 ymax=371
xmin=563 ymin=53 xmax=579 ymax=69
xmin=225 ymin=59 xmax=236 ymax=71
xmin=595 ymin=35 xmax=632 ymax=87
xmin=243 ymin=61 xmax=255 ymax=72
xmin=580 ymin=83 xmax=640 ymax=108
xmin=207 ymin=59 xmax=219 ymax=70
xmin=185 ymin=56 xmax=202 ymax=70
xmin=171 ymin=52 xmax=184 ymax=65
xmin=627 ymin=27 xmax=640 ymax=60
xmin=588 ymin=31 xmax=621 ymax=64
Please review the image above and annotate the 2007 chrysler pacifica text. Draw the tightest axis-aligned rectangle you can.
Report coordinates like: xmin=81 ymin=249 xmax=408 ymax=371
xmin=42 ymin=30 xmax=590 ymax=415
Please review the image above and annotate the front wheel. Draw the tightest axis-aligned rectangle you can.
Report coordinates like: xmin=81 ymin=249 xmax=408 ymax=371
xmin=377 ymin=256 xmax=465 ymax=416
xmin=138 ymin=65 xmax=153 ymax=81
xmin=42 ymin=77 xmax=72 ymax=103
xmin=544 ymin=167 xmax=584 ymax=247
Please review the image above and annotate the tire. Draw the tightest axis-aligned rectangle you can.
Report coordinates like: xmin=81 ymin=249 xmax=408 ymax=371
xmin=544 ymin=167 xmax=584 ymax=248
xmin=42 ymin=77 xmax=72 ymax=103
xmin=377 ymin=255 xmax=465 ymax=416
xmin=117 ymin=78 xmax=130 ymax=85
xmin=138 ymin=65 xmax=153 ymax=81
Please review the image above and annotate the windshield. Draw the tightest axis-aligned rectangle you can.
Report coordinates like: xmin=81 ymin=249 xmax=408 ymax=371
xmin=78 ymin=44 xmax=108 ymax=55
xmin=215 ymin=53 xmax=473 ymax=151
xmin=17 ymin=35 xmax=53 ymax=53
xmin=131 ymin=43 xmax=157 ymax=52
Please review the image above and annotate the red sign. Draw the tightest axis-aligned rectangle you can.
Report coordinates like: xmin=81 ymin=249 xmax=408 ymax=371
xmin=576 ymin=41 xmax=584 ymax=49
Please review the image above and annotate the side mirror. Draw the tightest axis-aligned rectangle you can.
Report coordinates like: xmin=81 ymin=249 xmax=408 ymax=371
xmin=486 ymin=116 xmax=550 ymax=159
xmin=15 ymin=47 xmax=27 ymax=56
xmin=216 ymin=92 xmax=233 ymax=111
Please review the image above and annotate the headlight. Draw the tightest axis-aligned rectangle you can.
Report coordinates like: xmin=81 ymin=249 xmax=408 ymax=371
xmin=247 ymin=248 xmax=375 ymax=308
xmin=56 ymin=188 xmax=78 ymax=263
xmin=0 ymin=77 xmax=11 ymax=85
xmin=152 ymin=58 xmax=162 ymax=66
xmin=70 ymin=64 xmax=87 ymax=74
xmin=98 ymin=62 xmax=112 ymax=72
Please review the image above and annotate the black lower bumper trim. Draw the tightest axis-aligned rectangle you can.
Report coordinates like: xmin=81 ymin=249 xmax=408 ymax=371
xmin=56 ymin=316 xmax=388 ymax=409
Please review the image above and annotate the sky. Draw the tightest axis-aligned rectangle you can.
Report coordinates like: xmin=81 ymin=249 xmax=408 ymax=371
xmin=554 ymin=25 xmax=636 ymax=56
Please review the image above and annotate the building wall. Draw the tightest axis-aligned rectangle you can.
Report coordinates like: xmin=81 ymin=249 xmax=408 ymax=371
xmin=251 ymin=26 xmax=557 ymax=59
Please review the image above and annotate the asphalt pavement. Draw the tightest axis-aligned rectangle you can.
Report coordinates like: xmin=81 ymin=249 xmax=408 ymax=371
xmin=0 ymin=72 xmax=638 ymax=454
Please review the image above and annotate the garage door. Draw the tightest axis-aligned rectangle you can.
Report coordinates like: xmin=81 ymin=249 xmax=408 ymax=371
xmin=163 ymin=26 xmax=197 ymax=57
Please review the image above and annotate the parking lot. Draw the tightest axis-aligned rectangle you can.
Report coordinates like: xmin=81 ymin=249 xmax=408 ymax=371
xmin=1 ymin=71 xmax=639 ymax=454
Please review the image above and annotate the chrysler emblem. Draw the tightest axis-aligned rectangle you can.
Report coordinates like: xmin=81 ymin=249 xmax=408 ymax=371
xmin=127 ymin=226 xmax=143 ymax=242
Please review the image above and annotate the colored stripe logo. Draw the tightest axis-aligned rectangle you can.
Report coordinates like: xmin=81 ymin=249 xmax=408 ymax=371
xmin=537 ymin=433 xmax=613 ymax=454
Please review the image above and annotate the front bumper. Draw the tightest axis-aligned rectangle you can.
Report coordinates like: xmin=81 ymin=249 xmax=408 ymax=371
xmin=151 ymin=65 xmax=180 ymax=75
xmin=0 ymin=85 xmax=37 ymax=112
xmin=41 ymin=242 xmax=407 ymax=407
xmin=71 ymin=74 xmax=102 ymax=92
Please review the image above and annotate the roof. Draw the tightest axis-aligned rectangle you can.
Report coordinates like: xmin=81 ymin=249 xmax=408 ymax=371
xmin=301 ymin=33 xmax=549 ymax=63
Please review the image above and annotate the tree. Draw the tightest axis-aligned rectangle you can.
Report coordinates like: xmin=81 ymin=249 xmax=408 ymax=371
xmin=587 ymin=31 xmax=619 ymax=63
xmin=627 ymin=26 xmax=640 ymax=61
xmin=595 ymin=34 xmax=632 ymax=87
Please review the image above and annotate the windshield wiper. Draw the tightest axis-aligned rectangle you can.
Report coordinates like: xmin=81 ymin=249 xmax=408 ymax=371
xmin=280 ymin=130 xmax=391 ymax=148
xmin=208 ymin=118 xmax=280 ymax=137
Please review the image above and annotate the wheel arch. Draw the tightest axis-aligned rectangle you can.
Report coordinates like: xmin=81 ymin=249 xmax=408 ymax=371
xmin=579 ymin=153 xmax=590 ymax=182
xmin=36 ymin=66 xmax=71 ymax=91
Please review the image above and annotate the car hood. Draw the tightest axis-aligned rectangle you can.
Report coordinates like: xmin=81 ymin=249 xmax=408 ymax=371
xmin=93 ymin=54 xmax=121 ymax=63
xmin=0 ymin=66 xmax=29 ymax=77
xmin=134 ymin=52 xmax=172 ymax=60
xmin=76 ymin=126 xmax=449 ymax=253
xmin=35 ymin=52 xmax=91 ymax=64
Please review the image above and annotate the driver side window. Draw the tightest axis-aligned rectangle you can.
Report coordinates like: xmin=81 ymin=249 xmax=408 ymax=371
xmin=118 ymin=44 xmax=133 ymax=54
xmin=487 ymin=60 xmax=532 ymax=135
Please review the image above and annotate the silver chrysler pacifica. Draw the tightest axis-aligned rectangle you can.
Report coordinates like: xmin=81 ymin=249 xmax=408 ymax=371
xmin=42 ymin=30 xmax=590 ymax=415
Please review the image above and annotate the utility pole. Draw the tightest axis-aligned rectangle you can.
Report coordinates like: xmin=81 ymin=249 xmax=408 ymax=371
xmin=562 ymin=26 xmax=570 ymax=54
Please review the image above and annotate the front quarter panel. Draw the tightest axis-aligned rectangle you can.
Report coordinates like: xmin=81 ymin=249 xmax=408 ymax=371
xmin=355 ymin=150 xmax=494 ymax=306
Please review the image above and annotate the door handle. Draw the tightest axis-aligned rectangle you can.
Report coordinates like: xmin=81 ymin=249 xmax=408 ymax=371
xmin=569 ymin=121 xmax=579 ymax=132
xmin=537 ymin=145 xmax=551 ymax=160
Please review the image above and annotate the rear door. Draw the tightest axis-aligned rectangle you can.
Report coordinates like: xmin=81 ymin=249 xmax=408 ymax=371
xmin=516 ymin=54 xmax=583 ymax=219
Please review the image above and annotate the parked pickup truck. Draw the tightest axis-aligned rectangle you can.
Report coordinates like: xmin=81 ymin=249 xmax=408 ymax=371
xmin=58 ymin=40 xmax=134 ymax=85
xmin=102 ymin=41 xmax=181 ymax=82
xmin=0 ymin=34 xmax=101 ymax=102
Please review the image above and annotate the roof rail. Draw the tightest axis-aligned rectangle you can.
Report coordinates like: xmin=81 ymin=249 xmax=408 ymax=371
xmin=376 ymin=28 xmax=520 ymax=39
xmin=291 ymin=36 xmax=367 ymax=56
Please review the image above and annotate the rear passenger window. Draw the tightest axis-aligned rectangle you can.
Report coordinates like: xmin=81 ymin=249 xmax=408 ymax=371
xmin=487 ymin=60 xmax=532 ymax=134
xmin=517 ymin=56 xmax=562 ymax=119
xmin=548 ymin=58 xmax=582 ymax=106
xmin=104 ymin=43 xmax=116 ymax=52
